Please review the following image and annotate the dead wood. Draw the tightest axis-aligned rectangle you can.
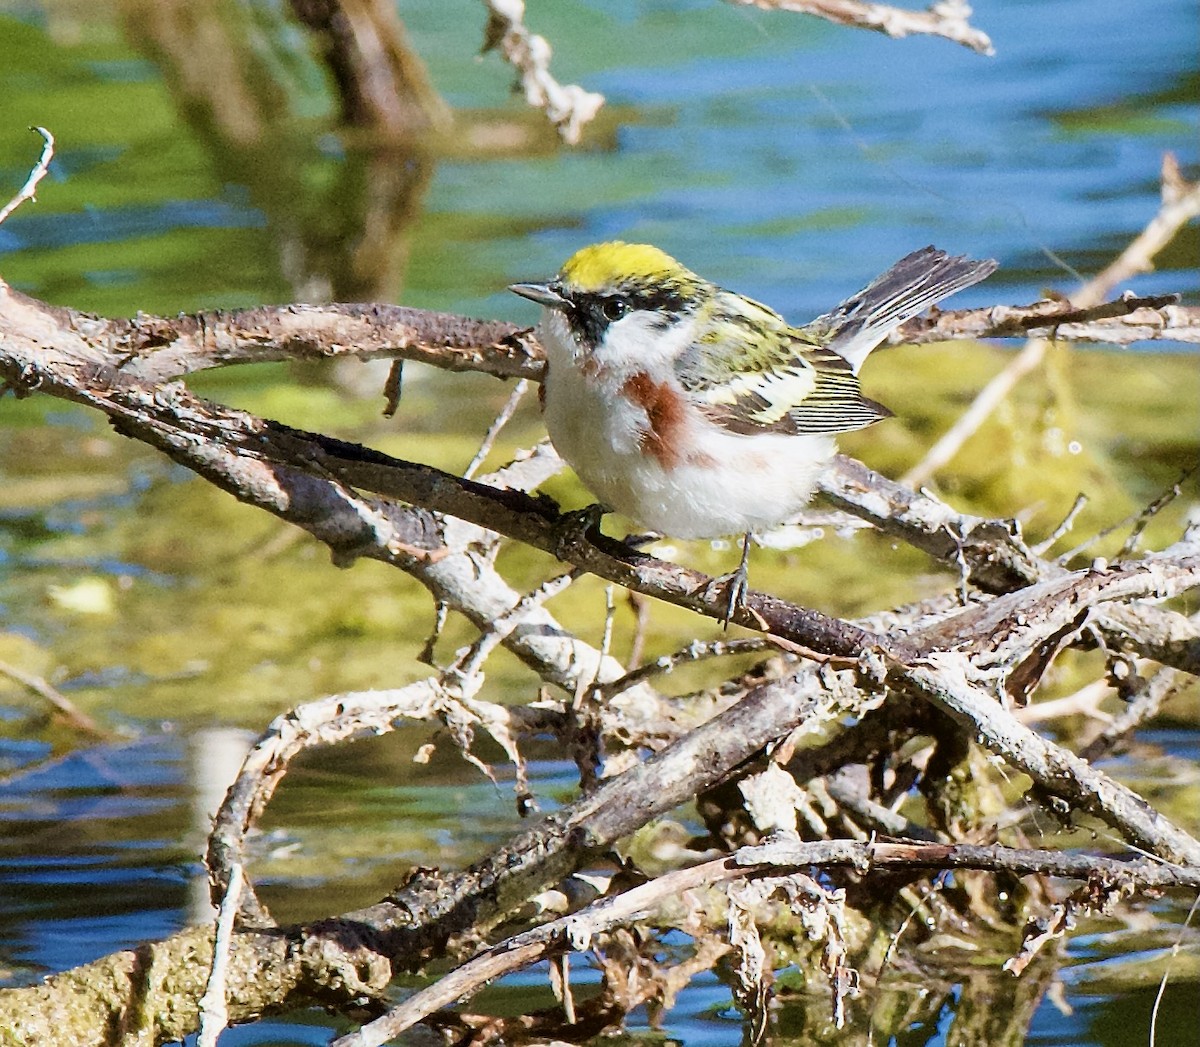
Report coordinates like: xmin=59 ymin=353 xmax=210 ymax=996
xmin=1 ymin=269 xmax=1197 ymax=1045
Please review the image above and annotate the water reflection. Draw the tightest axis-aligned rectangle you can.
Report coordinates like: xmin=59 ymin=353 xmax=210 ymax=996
xmin=186 ymin=726 xmax=253 ymax=923
xmin=0 ymin=734 xmax=192 ymax=974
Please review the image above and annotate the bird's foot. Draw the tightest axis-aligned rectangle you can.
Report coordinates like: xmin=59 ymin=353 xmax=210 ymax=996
xmin=705 ymin=533 xmax=754 ymax=630
xmin=551 ymin=503 xmax=610 ymax=560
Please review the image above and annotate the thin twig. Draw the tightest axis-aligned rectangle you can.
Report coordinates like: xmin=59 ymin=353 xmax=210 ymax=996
xmin=894 ymin=291 xmax=1183 ymax=345
xmin=197 ymin=862 xmax=244 ymax=1047
xmin=625 ymin=590 xmax=651 ymax=670
xmin=463 ymin=378 xmax=529 ymax=480
xmin=599 ymin=637 xmax=775 ymax=700
xmin=0 ymin=126 xmax=54 ymax=226
xmin=418 ymin=599 xmax=449 ymax=665
xmin=453 ymin=566 xmax=580 ymax=681
xmin=1089 ymin=153 xmax=1200 ymax=303
xmin=730 ymin=0 xmax=994 ymax=55
xmin=903 ymin=154 xmax=1200 ymax=487
xmin=1149 ymin=891 xmax=1200 ymax=1047
xmin=1115 ymin=468 xmax=1193 ymax=561
xmin=0 ymin=658 xmax=108 ymax=737
xmin=1032 ymin=493 xmax=1088 ymax=556
xmin=1057 ymin=471 xmax=1193 ymax=566
xmin=1078 ymin=664 xmax=1187 ymax=763
xmin=595 ymin=585 xmax=616 ymax=696
xmin=203 ymin=676 xmax=563 ymax=919
xmin=877 ymin=872 xmax=949 ymax=983
xmin=1015 ymin=679 xmax=1111 ymax=726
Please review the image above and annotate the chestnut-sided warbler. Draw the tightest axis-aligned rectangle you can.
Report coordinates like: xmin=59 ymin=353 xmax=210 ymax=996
xmin=510 ymin=242 xmax=995 ymax=617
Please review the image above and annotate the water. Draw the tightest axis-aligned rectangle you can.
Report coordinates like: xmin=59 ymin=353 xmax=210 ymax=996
xmin=0 ymin=0 xmax=1197 ymax=1043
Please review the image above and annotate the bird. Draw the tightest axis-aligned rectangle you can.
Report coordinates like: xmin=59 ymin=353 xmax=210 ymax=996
xmin=510 ymin=241 xmax=996 ymax=622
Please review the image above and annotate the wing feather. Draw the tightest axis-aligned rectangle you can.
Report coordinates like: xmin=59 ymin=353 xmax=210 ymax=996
xmin=674 ymin=246 xmax=995 ymax=436
xmin=678 ymin=309 xmax=892 ymax=437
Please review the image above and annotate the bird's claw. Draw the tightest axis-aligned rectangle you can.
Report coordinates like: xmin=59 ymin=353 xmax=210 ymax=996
xmin=552 ymin=503 xmax=610 ymax=560
xmin=620 ymin=530 xmax=662 ymax=550
xmin=706 ymin=532 xmax=754 ymax=630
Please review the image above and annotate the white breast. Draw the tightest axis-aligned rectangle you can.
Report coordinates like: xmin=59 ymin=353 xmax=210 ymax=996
xmin=540 ymin=311 xmax=835 ymax=539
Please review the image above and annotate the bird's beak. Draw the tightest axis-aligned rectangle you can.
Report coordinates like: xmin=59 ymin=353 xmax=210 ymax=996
xmin=509 ymin=281 xmax=567 ymax=308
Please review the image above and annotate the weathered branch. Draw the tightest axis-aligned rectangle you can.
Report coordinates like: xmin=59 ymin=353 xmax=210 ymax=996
xmin=34 ymin=291 xmax=543 ymax=384
xmin=204 ymin=676 xmax=567 ymax=922
xmin=480 ymin=0 xmax=604 ymax=144
xmin=1088 ymin=153 xmax=1200 ymax=303
xmin=820 ymin=454 xmax=1042 ymax=592
xmin=729 ymin=0 xmax=994 ymax=55
xmin=893 ymin=294 xmax=1196 ymax=347
xmin=4 ymin=277 xmax=1199 ymax=867
xmin=0 ymin=287 xmax=1192 ymax=410
xmin=334 ymin=837 xmax=1200 ymax=1047
xmin=0 ymin=126 xmax=54 ymax=225
xmin=3 ymin=264 xmax=1199 ymax=1043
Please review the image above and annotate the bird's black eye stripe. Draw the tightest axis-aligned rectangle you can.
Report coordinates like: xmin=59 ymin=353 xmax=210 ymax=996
xmin=558 ymin=284 xmax=691 ymax=349
xmin=630 ymin=284 xmax=687 ymax=315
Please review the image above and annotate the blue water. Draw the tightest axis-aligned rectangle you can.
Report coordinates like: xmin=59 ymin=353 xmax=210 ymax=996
xmin=1 ymin=0 xmax=1196 ymax=322
xmin=3 ymin=725 xmax=1198 ymax=1045
xmin=419 ymin=0 xmax=1199 ymax=319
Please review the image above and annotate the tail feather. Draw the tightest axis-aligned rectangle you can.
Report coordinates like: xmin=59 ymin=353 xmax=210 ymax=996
xmin=815 ymin=246 xmax=997 ymax=373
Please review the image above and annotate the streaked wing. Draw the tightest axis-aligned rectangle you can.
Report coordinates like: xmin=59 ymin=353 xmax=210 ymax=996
xmin=677 ymin=311 xmax=892 ymax=437
xmin=777 ymin=343 xmax=893 ymax=434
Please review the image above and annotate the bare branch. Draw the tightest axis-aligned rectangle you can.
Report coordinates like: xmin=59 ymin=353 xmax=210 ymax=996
xmin=0 ymin=126 xmax=54 ymax=226
xmin=730 ymin=0 xmax=994 ymax=55
xmin=463 ymin=376 xmax=530 ymax=479
xmin=1078 ymin=662 xmax=1191 ymax=762
xmin=893 ymin=295 xmax=1197 ymax=347
xmin=901 ymin=653 xmax=1200 ymax=866
xmin=904 ymin=155 xmax=1200 ymax=485
xmin=197 ymin=863 xmax=244 ymax=1047
xmin=0 ymin=658 xmax=109 ymax=737
xmin=5 ymin=286 xmax=1200 ymax=870
xmin=1088 ymin=153 xmax=1200 ymax=303
xmin=69 ymin=294 xmax=540 ymax=383
xmin=598 ymin=636 xmax=775 ymax=700
xmin=3 ymin=236 xmax=1200 ymax=1044
xmin=205 ymin=678 xmax=565 ymax=917
xmin=480 ymin=0 xmax=605 ymax=144
xmin=3 ymin=276 xmax=1192 ymax=429
xmin=819 ymin=454 xmax=1042 ymax=593
xmin=334 ymin=837 xmax=1200 ymax=1046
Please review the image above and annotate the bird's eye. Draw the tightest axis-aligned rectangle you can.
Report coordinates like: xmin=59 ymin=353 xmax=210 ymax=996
xmin=601 ymin=297 xmax=629 ymax=322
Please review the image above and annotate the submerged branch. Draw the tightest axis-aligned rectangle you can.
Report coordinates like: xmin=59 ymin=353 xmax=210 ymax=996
xmin=335 ymin=837 xmax=1200 ymax=1047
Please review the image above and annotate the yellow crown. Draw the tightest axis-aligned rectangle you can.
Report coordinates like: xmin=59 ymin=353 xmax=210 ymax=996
xmin=560 ymin=241 xmax=688 ymax=292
